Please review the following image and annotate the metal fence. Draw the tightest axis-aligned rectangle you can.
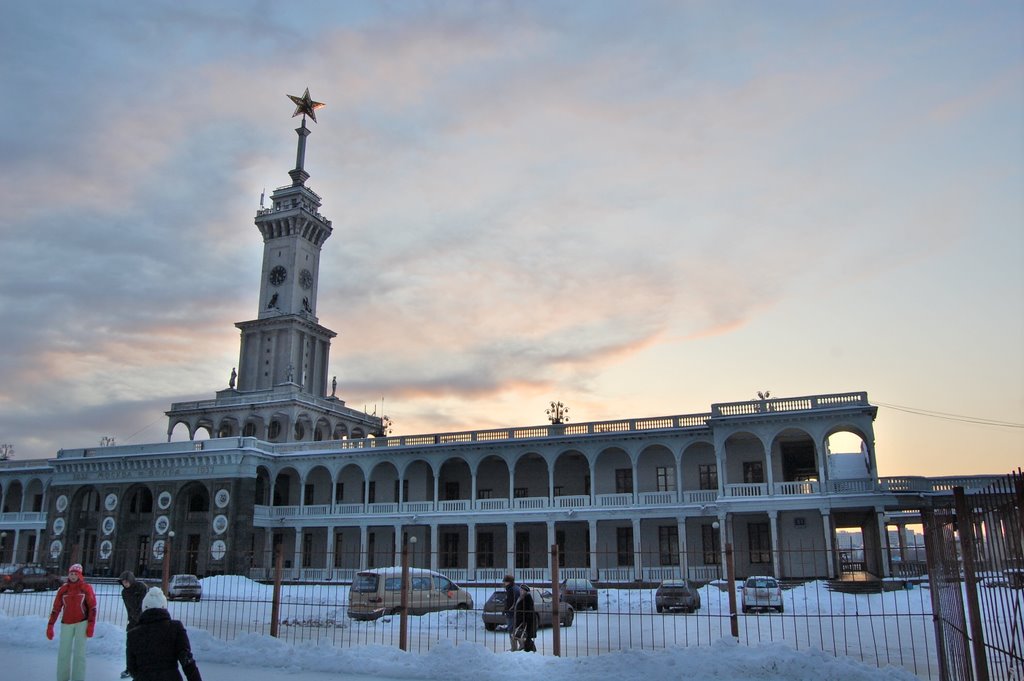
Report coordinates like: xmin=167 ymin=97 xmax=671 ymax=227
xmin=923 ymin=471 xmax=1024 ymax=681
xmin=1 ymin=542 xmax=946 ymax=679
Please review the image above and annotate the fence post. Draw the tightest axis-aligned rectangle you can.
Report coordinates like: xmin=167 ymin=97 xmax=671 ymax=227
xmin=161 ymin=532 xmax=174 ymax=595
xmin=921 ymin=508 xmax=951 ymax=680
xmin=270 ymin=549 xmax=283 ymax=638
xmin=550 ymin=543 xmax=561 ymax=657
xmin=399 ymin=536 xmax=413 ymax=651
xmin=954 ymin=487 xmax=990 ymax=681
xmin=726 ymin=543 xmax=738 ymax=639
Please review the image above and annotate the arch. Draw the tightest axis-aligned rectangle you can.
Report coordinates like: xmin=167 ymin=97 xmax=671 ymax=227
xmin=171 ymin=482 xmax=211 ymax=576
xmin=255 ymin=466 xmax=272 ymax=505
xmin=367 ymin=462 xmax=399 ymax=503
xmin=723 ymin=431 xmax=767 ymax=488
xmin=594 ymin=446 xmax=632 ymax=495
xmin=293 ymin=413 xmax=314 ymax=441
xmin=770 ymin=427 xmax=819 ymax=483
xmin=475 ymin=455 xmax=511 ymax=502
xmin=273 ymin=467 xmax=301 ymax=506
xmin=681 ymin=441 xmax=717 ymax=492
xmin=313 ymin=418 xmax=331 ymax=441
xmin=351 ymin=426 xmax=366 ymax=439
xmin=825 ymin=424 xmax=874 ymax=480
xmin=636 ymin=444 xmax=676 ymax=493
xmin=511 ymin=452 xmax=549 ymax=499
xmin=2 ymin=480 xmax=23 ymax=512
xmin=304 ymin=465 xmax=333 ymax=505
xmin=553 ymin=450 xmax=590 ymax=498
xmin=438 ymin=457 xmax=471 ymax=501
xmin=243 ymin=416 xmax=266 ymax=439
xmin=65 ymin=484 xmax=102 ymax=571
xmin=335 ymin=464 xmax=366 ymax=505
xmin=117 ymin=484 xmax=156 ymax=577
xmin=216 ymin=417 xmax=239 ymax=438
xmin=168 ymin=420 xmax=192 ymax=442
xmin=332 ymin=423 xmax=350 ymax=440
xmin=400 ymin=459 xmax=435 ymax=503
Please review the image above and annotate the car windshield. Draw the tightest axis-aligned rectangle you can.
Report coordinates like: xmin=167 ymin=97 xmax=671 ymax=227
xmin=0 ymin=566 xmax=17 ymax=575
xmin=350 ymin=574 xmax=380 ymax=593
xmin=747 ymin=578 xmax=777 ymax=588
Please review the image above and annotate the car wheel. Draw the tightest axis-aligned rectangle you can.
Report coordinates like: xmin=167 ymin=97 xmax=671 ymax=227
xmin=484 ymin=623 xmax=497 ymax=631
xmin=742 ymin=606 xmax=749 ymax=614
xmin=563 ymin=612 xmax=574 ymax=628
xmin=656 ymin=605 xmax=663 ymax=613
xmin=13 ymin=584 xmax=24 ymax=594
xmin=776 ymin=605 xmax=784 ymax=613
xmin=456 ymin=603 xmax=469 ymax=610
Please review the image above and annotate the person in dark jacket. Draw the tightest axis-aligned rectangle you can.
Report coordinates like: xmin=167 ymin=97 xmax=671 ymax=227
xmin=127 ymin=587 xmax=203 ymax=681
xmin=501 ymin=575 xmax=522 ymax=651
xmin=119 ymin=571 xmax=149 ymax=678
xmin=512 ymin=584 xmax=539 ymax=653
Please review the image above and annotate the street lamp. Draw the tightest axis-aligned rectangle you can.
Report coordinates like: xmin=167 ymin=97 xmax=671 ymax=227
xmin=546 ymin=401 xmax=569 ymax=425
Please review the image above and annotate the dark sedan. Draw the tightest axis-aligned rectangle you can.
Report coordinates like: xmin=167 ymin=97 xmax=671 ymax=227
xmin=481 ymin=589 xmax=575 ymax=631
xmin=559 ymin=578 xmax=598 ymax=611
xmin=0 ymin=564 xmax=63 ymax=593
xmin=655 ymin=579 xmax=701 ymax=613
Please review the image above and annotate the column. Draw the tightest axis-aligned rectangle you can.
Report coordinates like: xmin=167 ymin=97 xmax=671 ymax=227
xmin=393 ymin=523 xmax=403 ymax=566
xmin=821 ymin=511 xmax=835 ymax=579
xmin=717 ymin=513 xmax=728 ymax=571
xmin=467 ymin=522 xmax=477 ymax=579
xmin=429 ymin=524 xmax=439 ymax=572
xmin=33 ymin=528 xmax=42 ymax=563
xmin=293 ymin=528 xmax=303 ymax=579
xmin=876 ymin=511 xmax=891 ymax=577
xmin=677 ymin=518 xmax=688 ymax=580
xmin=506 ymin=522 xmax=516 ymax=575
xmin=764 ymin=438 xmax=775 ymax=495
xmin=897 ymin=522 xmax=908 ymax=563
xmin=547 ymin=521 xmax=556 ymax=574
xmin=264 ymin=528 xmax=273 ymax=574
xmin=632 ymin=518 xmax=642 ymax=581
xmin=325 ymin=525 xmax=336 ymax=575
xmin=359 ymin=526 xmax=368 ymax=571
xmin=816 ymin=443 xmax=827 ymax=493
xmin=588 ymin=519 xmax=599 ymax=580
xmin=768 ymin=511 xmax=780 ymax=578
xmin=470 ymin=469 xmax=478 ymax=508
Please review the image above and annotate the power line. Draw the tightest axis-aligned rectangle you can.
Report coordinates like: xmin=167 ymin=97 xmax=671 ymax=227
xmin=874 ymin=401 xmax=1024 ymax=429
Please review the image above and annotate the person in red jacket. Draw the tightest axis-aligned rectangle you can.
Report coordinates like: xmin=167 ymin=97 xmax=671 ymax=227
xmin=46 ymin=563 xmax=98 ymax=681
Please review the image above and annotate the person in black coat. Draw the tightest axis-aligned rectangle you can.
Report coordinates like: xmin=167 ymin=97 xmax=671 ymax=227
xmin=127 ymin=587 xmax=203 ymax=681
xmin=512 ymin=584 xmax=539 ymax=653
xmin=119 ymin=571 xmax=149 ymax=679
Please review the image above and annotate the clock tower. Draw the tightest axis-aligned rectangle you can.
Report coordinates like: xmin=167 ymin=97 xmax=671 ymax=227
xmin=166 ymin=90 xmax=383 ymax=443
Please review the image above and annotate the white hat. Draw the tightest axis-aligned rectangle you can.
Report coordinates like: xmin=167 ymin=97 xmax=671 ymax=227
xmin=141 ymin=587 xmax=168 ymax=612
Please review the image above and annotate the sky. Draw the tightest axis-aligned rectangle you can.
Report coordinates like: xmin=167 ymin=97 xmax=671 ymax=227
xmin=0 ymin=576 xmax=935 ymax=681
xmin=0 ymin=1 xmax=1021 ymax=476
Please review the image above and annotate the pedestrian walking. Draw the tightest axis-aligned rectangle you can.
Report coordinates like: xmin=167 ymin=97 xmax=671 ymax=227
xmin=46 ymin=563 xmax=98 ymax=681
xmin=127 ymin=586 xmax=203 ymax=681
xmin=501 ymin=574 xmax=522 ymax=651
xmin=512 ymin=583 xmax=539 ymax=653
xmin=119 ymin=571 xmax=149 ymax=678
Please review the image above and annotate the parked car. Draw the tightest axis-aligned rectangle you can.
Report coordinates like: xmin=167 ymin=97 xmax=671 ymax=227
xmin=741 ymin=575 xmax=783 ymax=613
xmin=167 ymin=574 xmax=202 ymax=601
xmin=481 ymin=588 xmax=576 ymax=630
xmin=0 ymin=564 xmax=63 ymax=593
xmin=347 ymin=567 xmax=474 ymax=621
xmin=655 ymin=579 xmax=701 ymax=613
xmin=559 ymin=578 xmax=598 ymax=611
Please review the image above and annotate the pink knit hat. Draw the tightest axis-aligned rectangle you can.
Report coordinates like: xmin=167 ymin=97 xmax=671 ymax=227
xmin=68 ymin=563 xmax=83 ymax=575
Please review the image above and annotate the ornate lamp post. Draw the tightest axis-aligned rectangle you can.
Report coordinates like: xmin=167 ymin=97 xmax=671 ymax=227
xmin=161 ymin=531 xmax=175 ymax=594
xmin=0 ymin=532 xmax=7 ymax=564
xmin=546 ymin=401 xmax=570 ymax=425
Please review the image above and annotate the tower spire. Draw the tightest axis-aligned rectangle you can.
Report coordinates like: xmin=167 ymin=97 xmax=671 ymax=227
xmin=285 ymin=88 xmax=325 ymax=186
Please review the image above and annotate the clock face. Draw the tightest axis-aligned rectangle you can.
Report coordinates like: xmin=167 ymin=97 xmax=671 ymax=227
xmin=269 ymin=265 xmax=287 ymax=286
xmin=299 ymin=269 xmax=313 ymax=290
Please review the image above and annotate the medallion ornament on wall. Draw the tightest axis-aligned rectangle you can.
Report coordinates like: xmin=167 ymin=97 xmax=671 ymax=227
xmin=211 ymin=540 xmax=227 ymax=561
xmin=157 ymin=491 xmax=172 ymax=510
xmin=50 ymin=540 xmax=63 ymax=560
xmin=215 ymin=489 xmax=230 ymax=508
xmin=102 ymin=517 xmax=116 ymax=536
xmin=104 ymin=493 xmax=118 ymax=511
xmin=153 ymin=539 xmax=165 ymax=561
xmin=55 ymin=495 xmax=68 ymax=513
xmin=99 ymin=540 xmax=113 ymax=560
xmin=52 ymin=518 xmax=65 ymax=536
xmin=155 ymin=515 xmax=170 ymax=535
xmin=212 ymin=514 xmax=229 ymax=535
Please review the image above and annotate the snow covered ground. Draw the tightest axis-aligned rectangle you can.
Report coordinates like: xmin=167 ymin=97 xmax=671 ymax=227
xmin=0 ymin=575 xmax=951 ymax=680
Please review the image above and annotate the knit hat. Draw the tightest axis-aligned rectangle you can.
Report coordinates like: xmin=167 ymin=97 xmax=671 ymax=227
xmin=141 ymin=586 xmax=168 ymax=612
xmin=68 ymin=564 xmax=83 ymax=575
xmin=119 ymin=571 xmax=135 ymax=582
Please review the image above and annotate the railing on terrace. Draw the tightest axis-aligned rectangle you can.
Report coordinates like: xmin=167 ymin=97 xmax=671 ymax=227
xmin=774 ymin=481 xmax=819 ymax=495
xmin=725 ymin=483 xmax=767 ymax=498
xmin=711 ymin=391 xmax=869 ymax=417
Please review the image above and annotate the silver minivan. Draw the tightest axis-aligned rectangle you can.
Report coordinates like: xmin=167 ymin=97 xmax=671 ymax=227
xmin=347 ymin=567 xmax=474 ymax=621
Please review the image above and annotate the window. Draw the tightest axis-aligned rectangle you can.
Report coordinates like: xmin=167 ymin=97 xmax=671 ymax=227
xmin=367 ymin=532 xmax=375 ymax=568
xmin=441 ymin=532 xmax=460 ymax=569
xmin=514 ymin=487 xmax=528 ymax=499
xmin=658 ymin=526 xmax=680 ymax=566
xmin=616 ymin=527 xmax=634 ymax=566
xmin=477 ymin=489 xmax=492 ymax=499
xmin=368 ymin=481 xmax=376 ymax=504
xmin=615 ymin=469 xmax=633 ymax=494
xmin=335 ymin=483 xmax=344 ymax=504
xmin=333 ymin=534 xmax=344 ymax=568
xmin=702 ymin=524 xmax=720 ymax=565
xmin=743 ymin=462 xmax=764 ymax=484
xmin=656 ymin=466 xmax=676 ymax=492
xmin=553 ymin=485 xmax=564 ymax=497
xmin=445 ymin=482 xmax=460 ymax=501
xmin=477 ymin=532 xmax=494 ymax=568
xmin=302 ymin=533 xmax=313 ymax=567
xmin=698 ymin=464 xmax=717 ymax=491
xmin=748 ymin=522 xmax=771 ymax=564
xmin=515 ymin=532 xmax=530 ymax=569
xmin=304 ymin=484 xmax=314 ymax=505
xmin=556 ymin=530 xmax=566 ymax=566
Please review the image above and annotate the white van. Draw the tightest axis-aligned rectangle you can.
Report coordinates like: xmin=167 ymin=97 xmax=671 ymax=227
xmin=347 ymin=567 xmax=474 ymax=621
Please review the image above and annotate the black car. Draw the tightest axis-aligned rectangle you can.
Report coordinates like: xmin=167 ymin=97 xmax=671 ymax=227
xmin=559 ymin=578 xmax=598 ymax=611
xmin=655 ymin=579 xmax=701 ymax=613
xmin=0 ymin=564 xmax=63 ymax=593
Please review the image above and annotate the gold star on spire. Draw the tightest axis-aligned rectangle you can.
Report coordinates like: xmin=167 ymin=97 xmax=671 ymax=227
xmin=287 ymin=88 xmax=325 ymax=123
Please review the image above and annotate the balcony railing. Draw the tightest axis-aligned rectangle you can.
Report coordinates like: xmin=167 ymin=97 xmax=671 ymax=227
xmin=774 ymin=481 xmax=819 ymax=495
xmin=725 ymin=483 xmax=767 ymax=498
